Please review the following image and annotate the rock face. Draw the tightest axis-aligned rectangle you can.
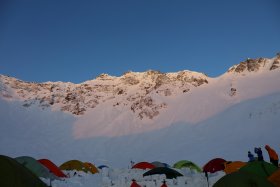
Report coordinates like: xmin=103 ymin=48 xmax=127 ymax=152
xmin=227 ymin=55 xmax=280 ymax=73
xmin=270 ymin=55 xmax=280 ymax=70
xmin=229 ymin=87 xmax=237 ymax=97
xmin=0 ymin=70 xmax=208 ymax=119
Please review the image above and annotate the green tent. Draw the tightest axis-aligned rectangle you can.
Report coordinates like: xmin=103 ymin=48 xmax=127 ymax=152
xmin=15 ymin=156 xmax=58 ymax=180
xmin=239 ymin=161 xmax=278 ymax=178
xmin=0 ymin=155 xmax=48 ymax=187
xmin=173 ymin=160 xmax=202 ymax=172
xmin=213 ymin=171 xmax=275 ymax=187
xmin=59 ymin=160 xmax=90 ymax=173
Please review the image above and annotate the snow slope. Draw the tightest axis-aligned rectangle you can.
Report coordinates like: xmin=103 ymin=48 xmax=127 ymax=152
xmin=0 ymin=55 xmax=280 ymax=169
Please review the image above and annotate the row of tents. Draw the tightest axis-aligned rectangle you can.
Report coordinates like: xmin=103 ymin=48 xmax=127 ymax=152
xmin=130 ymin=159 xmax=280 ymax=187
xmin=131 ymin=159 xmax=240 ymax=174
xmin=2 ymin=154 xmax=280 ymax=187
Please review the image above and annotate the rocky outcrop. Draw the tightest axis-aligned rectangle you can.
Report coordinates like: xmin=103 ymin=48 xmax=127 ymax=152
xmin=229 ymin=87 xmax=237 ymax=97
xmin=154 ymin=74 xmax=171 ymax=89
xmin=229 ymin=58 xmax=263 ymax=73
xmin=130 ymin=96 xmax=167 ymax=119
xmin=228 ymin=54 xmax=280 ymax=73
xmin=270 ymin=56 xmax=280 ymax=71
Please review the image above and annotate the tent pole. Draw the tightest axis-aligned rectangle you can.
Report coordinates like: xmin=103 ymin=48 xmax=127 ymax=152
xmin=205 ymin=172 xmax=209 ymax=187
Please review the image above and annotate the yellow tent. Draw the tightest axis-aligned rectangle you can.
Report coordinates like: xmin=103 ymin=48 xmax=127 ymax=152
xmin=59 ymin=160 xmax=90 ymax=173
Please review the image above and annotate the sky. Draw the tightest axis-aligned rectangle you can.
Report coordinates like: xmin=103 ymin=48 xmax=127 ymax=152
xmin=0 ymin=0 xmax=279 ymax=83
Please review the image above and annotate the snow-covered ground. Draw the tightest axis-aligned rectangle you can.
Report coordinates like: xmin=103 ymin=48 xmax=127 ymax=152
xmin=45 ymin=168 xmax=224 ymax=187
xmin=1 ymin=92 xmax=279 ymax=168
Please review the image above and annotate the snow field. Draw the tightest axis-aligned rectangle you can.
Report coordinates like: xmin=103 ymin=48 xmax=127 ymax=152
xmin=49 ymin=168 xmax=225 ymax=187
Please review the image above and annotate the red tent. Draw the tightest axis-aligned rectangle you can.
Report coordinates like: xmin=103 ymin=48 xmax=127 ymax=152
xmin=130 ymin=180 xmax=141 ymax=187
xmin=38 ymin=159 xmax=67 ymax=178
xmin=203 ymin=158 xmax=226 ymax=173
xmin=161 ymin=180 xmax=168 ymax=187
xmin=132 ymin=162 xmax=156 ymax=170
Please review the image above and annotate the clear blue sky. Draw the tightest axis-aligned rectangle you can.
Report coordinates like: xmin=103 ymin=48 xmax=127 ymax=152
xmin=0 ymin=0 xmax=279 ymax=83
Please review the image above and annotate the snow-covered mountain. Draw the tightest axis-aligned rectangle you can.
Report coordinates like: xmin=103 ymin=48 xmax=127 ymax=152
xmin=0 ymin=54 xmax=280 ymax=167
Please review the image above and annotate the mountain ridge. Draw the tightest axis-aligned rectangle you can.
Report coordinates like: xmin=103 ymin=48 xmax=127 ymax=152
xmin=1 ymin=55 xmax=279 ymax=119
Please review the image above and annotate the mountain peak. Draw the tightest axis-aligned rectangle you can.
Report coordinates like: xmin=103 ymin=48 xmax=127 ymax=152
xmin=95 ymin=73 xmax=116 ymax=80
xmin=227 ymin=54 xmax=280 ymax=74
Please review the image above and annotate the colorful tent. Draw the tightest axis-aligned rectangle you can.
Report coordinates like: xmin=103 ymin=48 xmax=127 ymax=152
xmin=132 ymin=162 xmax=156 ymax=170
xmin=173 ymin=160 xmax=202 ymax=172
xmin=223 ymin=161 xmax=246 ymax=174
xmin=268 ymin=169 xmax=280 ymax=187
xmin=0 ymin=155 xmax=48 ymax=187
xmin=143 ymin=167 xmax=183 ymax=179
xmin=59 ymin=160 xmax=90 ymax=173
xmin=213 ymin=171 xmax=274 ymax=187
xmin=84 ymin=162 xmax=99 ymax=174
xmin=38 ymin=159 xmax=67 ymax=178
xmin=203 ymin=158 xmax=226 ymax=173
xmin=15 ymin=156 xmax=58 ymax=180
xmin=239 ymin=161 xmax=278 ymax=178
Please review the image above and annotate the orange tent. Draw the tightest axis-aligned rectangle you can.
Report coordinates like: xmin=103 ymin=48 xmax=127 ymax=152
xmin=224 ymin=161 xmax=246 ymax=174
xmin=84 ymin=162 xmax=99 ymax=174
xmin=268 ymin=169 xmax=280 ymax=187
xmin=38 ymin=159 xmax=67 ymax=178
xmin=265 ymin=145 xmax=279 ymax=161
